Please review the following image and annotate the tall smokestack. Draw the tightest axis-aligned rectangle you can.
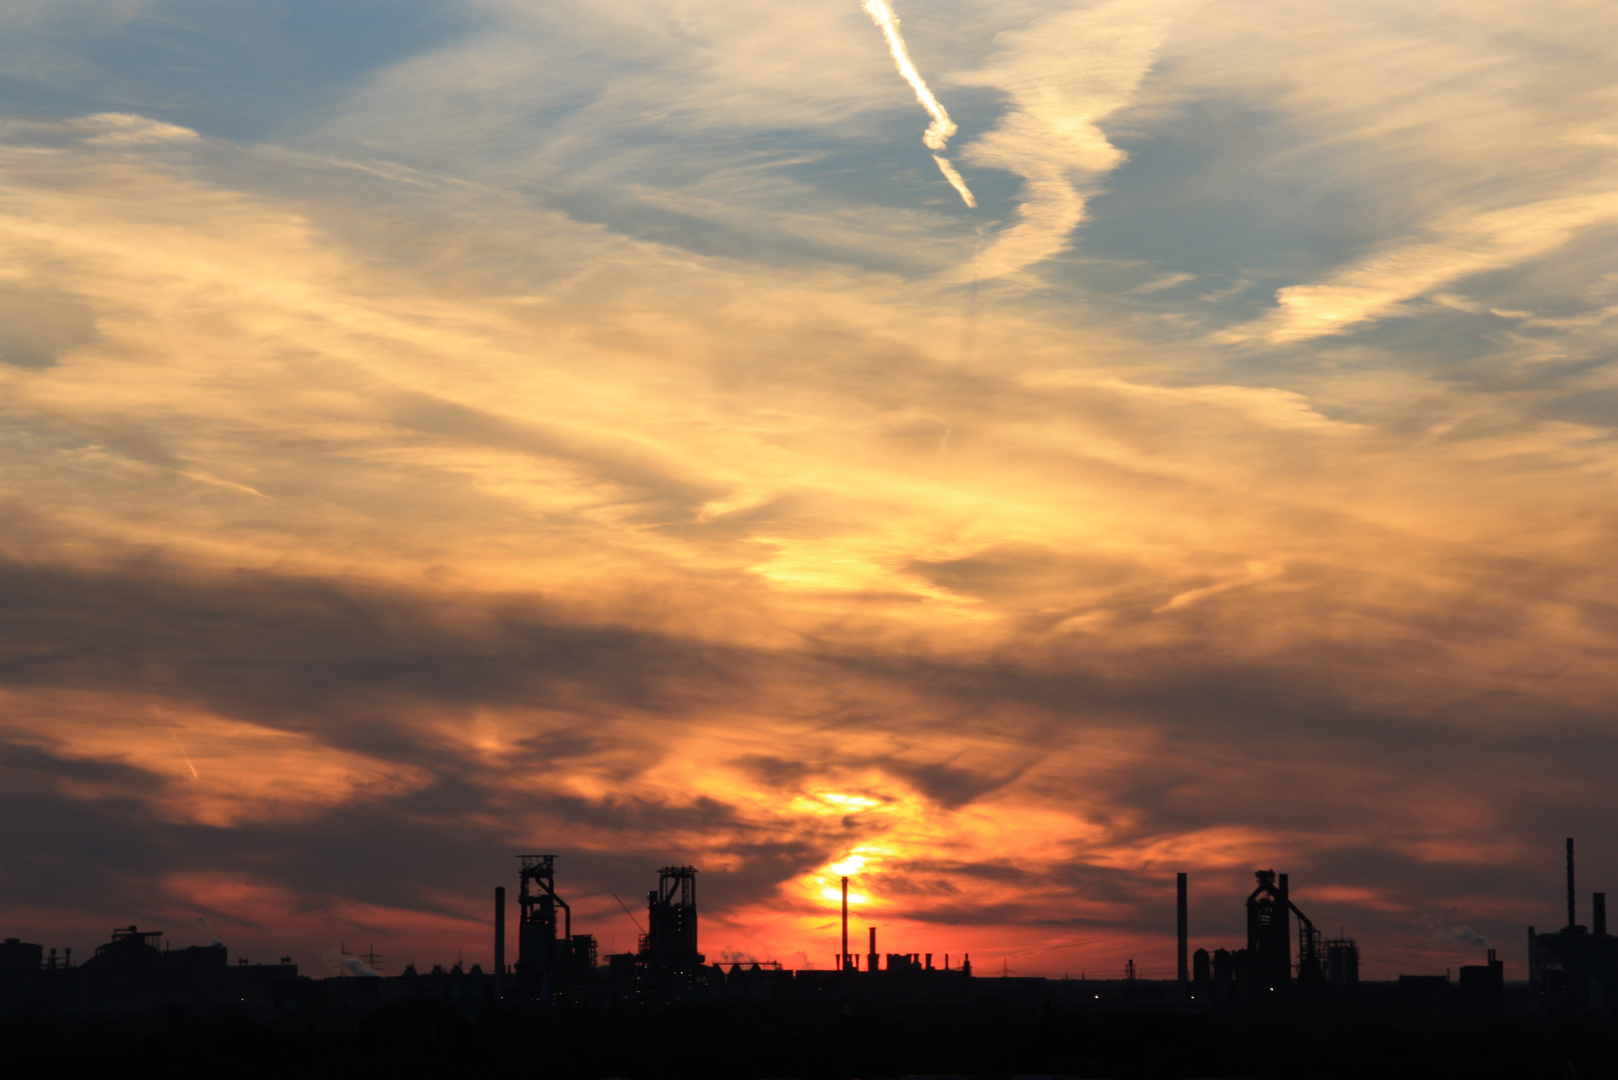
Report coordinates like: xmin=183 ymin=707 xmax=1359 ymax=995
xmin=1177 ymin=872 xmax=1189 ymax=994
xmin=1567 ymin=837 xmax=1577 ymax=930
xmin=841 ymin=876 xmax=850 ymax=972
xmin=494 ymin=885 xmax=506 ymax=999
xmin=868 ymin=926 xmax=878 ymax=972
xmin=1596 ymin=892 xmax=1607 ymax=936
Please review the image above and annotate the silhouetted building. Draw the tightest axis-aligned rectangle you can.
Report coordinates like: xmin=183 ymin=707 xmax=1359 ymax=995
xmin=1212 ymin=946 xmax=1236 ymax=1000
xmin=643 ymin=866 xmax=701 ymax=967
xmin=80 ymin=926 xmax=218 ymax=1006
xmin=1246 ymin=871 xmax=1290 ymax=995
xmin=3 ymin=924 xmax=297 ymax=1013
xmin=515 ymin=854 xmax=595 ymax=999
xmin=1322 ymin=936 xmax=1359 ymax=985
xmin=1458 ymin=949 xmax=1504 ymax=1006
xmin=1195 ymin=869 xmax=1342 ymax=1003
xmin=635 ymin=865 xmax=703 ymax=998
xmin=0 ymin=937 xmax=42 ymax=1006
xmin=1246 ymin=870 xmax=1329 ymax=996
xmin=1529 ymin=838 xmax=1618 ymax=1011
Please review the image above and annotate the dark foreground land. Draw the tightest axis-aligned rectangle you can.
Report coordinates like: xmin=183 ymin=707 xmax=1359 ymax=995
xmin=4 ymin=1001 xmax=1618 ymax=1080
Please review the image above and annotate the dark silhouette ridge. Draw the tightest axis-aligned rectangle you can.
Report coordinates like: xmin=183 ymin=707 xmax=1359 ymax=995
xmin=2 ymin=998 xmax=1616 ymax=1080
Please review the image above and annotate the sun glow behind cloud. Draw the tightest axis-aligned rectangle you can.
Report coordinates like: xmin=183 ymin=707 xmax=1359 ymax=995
xmin=1 ymin=0 xmax=1618 ymax=980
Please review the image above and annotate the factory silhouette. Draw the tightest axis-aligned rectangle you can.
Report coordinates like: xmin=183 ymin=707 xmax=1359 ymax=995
xmin=4 ymin=838 xmax=1616 ymax=1021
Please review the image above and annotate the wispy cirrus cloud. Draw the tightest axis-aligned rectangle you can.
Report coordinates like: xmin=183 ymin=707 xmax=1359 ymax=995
xmin=953 ymin=0 xmax=1185 ymax=279
xmin=1155 ymin=0 xmax=1618 ymax=342
xmin=1219 ymin=193 xmax=1618 ymax=344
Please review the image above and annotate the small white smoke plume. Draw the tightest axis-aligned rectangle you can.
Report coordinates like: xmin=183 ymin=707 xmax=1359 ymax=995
xmin=325 ymin=949 xmax=380 ymax=977
xmin=1432 ymin=924 xmax=1491 ymax=950
xmin=860 ymin=0 xmax=977 ymax=208
xmin=1420 ymin=911 xmax=1491 ymax=950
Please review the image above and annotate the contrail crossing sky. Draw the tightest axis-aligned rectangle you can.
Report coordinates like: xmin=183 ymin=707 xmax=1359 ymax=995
xmin=859 ymin=0 xmax=978 ymax=208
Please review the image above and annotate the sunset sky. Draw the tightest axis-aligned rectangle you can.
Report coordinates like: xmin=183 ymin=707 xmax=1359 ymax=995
xmin=4 ymin=0 xmax=1618 ymax=981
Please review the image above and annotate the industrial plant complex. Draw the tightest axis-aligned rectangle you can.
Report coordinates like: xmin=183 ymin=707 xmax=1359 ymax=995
xmin=3 ymin=840 xmax=1615 ymax=1020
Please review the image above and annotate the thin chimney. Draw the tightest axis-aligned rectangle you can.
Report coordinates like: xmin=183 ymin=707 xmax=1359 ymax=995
xmin=841 ymin=876 xmax=850 ymax=972
xmin=1177 ymin=872 xmax=1189 ymax=994
xmin=1567 ymin=837 xmax=1577 ymax=930
xmin=494 ymin=885 xmax=506 ymax=999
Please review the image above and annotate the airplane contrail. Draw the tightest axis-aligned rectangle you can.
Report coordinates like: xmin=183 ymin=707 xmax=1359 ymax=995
xmin=157 ymin=707 xmax=200 ymax=779
xmin=172 ymin=731 xmax=199 ymax=779
xmin=860 ymin=0 xmax=977 ymax=208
